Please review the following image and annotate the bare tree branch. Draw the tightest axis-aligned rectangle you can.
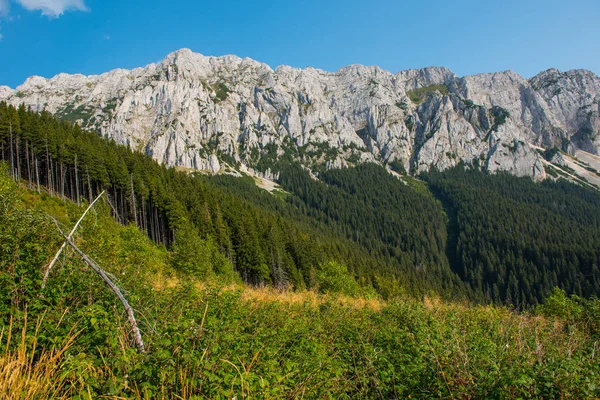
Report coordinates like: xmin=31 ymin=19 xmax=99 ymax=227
xmin=43 ymin=190 xmax=105 ymax=288
xmin=51 ymin=218 xmax=146 ymax=353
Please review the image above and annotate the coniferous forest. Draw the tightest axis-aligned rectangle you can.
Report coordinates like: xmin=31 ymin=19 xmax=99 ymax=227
xmin=1 ymin=102 xmax=600 ymax=306
xmin=2 ymin=102 xmax=600 ymax=397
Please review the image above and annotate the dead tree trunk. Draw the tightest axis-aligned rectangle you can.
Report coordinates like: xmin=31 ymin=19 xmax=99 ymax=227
xmin=35 ymin=156 xmax=40 ymax=193
xmin=50 ymin=218 xmax=145 ymax=353
xmin=74 ymin=155 xmax=80 ymax=206
xmin=9 ymin=123 xmax=14 ymax=179
xmin=61 ymin=235 xmax=146 ymax=353
xmin=42 ymin=191 xmax=105 ymax=287
xmin=130 ymin=174 xmax=138 ymax=226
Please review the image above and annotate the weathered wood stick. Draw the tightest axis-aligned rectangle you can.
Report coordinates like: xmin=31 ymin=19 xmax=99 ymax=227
xmin=42 ymin=190 xmax=105 ymax=288
xmin=53 ymin=224 xmax=146 ymax=353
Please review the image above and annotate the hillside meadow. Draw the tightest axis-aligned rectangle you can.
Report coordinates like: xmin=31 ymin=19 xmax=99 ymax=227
xmin=1 ymin=167 xmax=600 ymax=399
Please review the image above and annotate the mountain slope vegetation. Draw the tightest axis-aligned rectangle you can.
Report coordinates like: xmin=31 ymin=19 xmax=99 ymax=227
xmin=1 ymin=167 xmax=600 ymax=398
xmin=427 ymin=168 xmax=600 ymax=307
xmin=2 ymin=102 xmax=600 ymax=306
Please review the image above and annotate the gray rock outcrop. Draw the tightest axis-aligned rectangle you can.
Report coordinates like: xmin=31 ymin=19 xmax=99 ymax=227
xmin=2 ymin=49 xmax=599 ymax=180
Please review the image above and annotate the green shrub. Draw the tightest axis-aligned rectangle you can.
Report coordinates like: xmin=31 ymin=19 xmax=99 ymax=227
xmin=538 ymin=287 xmax=600 ymax=338
xmin=316 ymin=261 xmax=360 ymax=297
xmin=171 ymin=223 xmax=234 ymax=279
xmin=490 ymin=106 xmax=510 ymax=131
xmin=407 ymin=84 xmax=449 ymax=105
xmin=388 ymin=159 xmax=406 ymax=174
xmin=537 ymin=287 xmax=583 ymax=321
xmin=213 ymin=82 xmax=231 ymax=103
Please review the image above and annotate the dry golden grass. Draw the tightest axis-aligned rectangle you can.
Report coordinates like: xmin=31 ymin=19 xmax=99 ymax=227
xmin=150 ymin=271 xmax=182 ymax=291
xmin=239 ymin=286 xmax=320 ymax=306
xmin=239 ymin=285 xmax=385 ymax=311
xmin=0 ymin=316 xmax=79 ymax=400
xmin=150 ymin=272 xmax=386 ymax=311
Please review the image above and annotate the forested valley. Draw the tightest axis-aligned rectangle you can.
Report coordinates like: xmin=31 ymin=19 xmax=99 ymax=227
xmin=1 ymin=102 xmax=600 ymax=306
xmin=2 ymin=102 xmax=600 ymax=397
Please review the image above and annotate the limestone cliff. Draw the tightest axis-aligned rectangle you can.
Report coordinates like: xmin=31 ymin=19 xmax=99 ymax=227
xmin=2 ymin=49 xmax=599 ymax=181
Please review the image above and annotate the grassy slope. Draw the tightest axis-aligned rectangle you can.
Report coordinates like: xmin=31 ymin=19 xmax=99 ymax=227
xmin=1 ymin=175 xmax=600 ymax=399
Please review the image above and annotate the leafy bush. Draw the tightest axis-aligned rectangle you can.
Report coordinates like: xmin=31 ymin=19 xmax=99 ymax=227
xmin=538 ymin=287 xmax=600 ymax=338
xmin=316 ymin=261 xmax=361 ymax=297
xmin=537 ymin=287 xmax=583 ymax=321
xmin=490 ymin=106 xmax=510 ymax=131
xmin=542 ymin=146 xmax=561 ymax=161
xmin=388 ymin=159 xmax=406 ymax=174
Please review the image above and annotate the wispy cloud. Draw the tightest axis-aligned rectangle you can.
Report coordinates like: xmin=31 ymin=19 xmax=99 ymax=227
xmin=104 ymin=34 xmax=110 ymax=40
xmin=0 ymin=33 xmax=3 ymax=41
xmin=1 ymin=0 xmax=87 ymax=18
xmin=16 ymin=0 xmax=87 ymax=17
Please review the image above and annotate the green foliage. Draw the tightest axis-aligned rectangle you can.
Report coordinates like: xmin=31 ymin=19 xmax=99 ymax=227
xmin=490 ymin=106 xmax=510 ymax=131
xmin=254 ymin=142 xmax=279 ymax=173
xmin=0 ymin=165 xmax=59 ymax=319
xmin=425 ymin=167 xmax=600 ymax=307
xmin=298 ymin=140 xmax=339 ymax=165
xmin=2 ymin=164 xmax=600 ymax=398
xmin=212 ymin=82 xmax=230 ymax=103
xmin=171 ymin=222 xmax=235 ymax=279
xmin=537 ymin=287 xmax=583 ymax=321
xmin=316 ymin=261 xmax=360 ymax=297
xmin=388 ymin=159 xmax=406 ymax=174
xmin=538 ymin=287 xmax=600 ymax=337
xmin=57 ymin=103 xmax=95 ymax=125
xmin=407 ymin=84 xmax=449 ymax=105
xmin=542 ymin=146 xmax=561 ymax=161
xmin=395 ymin=99 xmax=409 ymax=110
xmin=544 ymin=164 xmax=560 ymax=177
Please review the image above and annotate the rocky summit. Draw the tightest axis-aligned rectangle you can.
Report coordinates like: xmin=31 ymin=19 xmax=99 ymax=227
xmin=2 ymin=49 xmax=600 ymax=180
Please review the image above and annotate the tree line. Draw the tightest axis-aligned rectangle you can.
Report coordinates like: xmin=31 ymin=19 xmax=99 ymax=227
xmin=3 ymin=101 xmax=599 ymax=305
xmin=0 ymin=102 xmax=438 ymax=295
xmin=426 ymin=167 xmax=600 ymax=307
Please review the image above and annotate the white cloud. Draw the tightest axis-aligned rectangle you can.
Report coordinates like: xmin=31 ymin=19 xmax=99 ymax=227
xmin=104 ymin=34 xmax=110 ymax=40
xmin=14 ymin=0 xmax=88 ymax=17
xmin=0 ymin=33 xmax=3 ymax=41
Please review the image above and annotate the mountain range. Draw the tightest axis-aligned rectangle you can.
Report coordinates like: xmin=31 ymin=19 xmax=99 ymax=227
xmin=2 ymin=48 xmax=600 ymax=185
xmin=3 ymin=49 xmax=600 ymax=397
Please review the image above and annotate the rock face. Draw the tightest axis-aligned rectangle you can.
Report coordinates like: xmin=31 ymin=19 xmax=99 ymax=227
xmin=2 ymin=48 xmax=600 ymax=179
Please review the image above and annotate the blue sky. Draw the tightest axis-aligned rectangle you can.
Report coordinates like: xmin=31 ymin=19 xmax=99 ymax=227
xmin=1 ymin=0 xmax=599 ymax=88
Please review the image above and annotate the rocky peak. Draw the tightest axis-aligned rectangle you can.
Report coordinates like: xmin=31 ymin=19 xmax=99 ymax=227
xmin=529 ymin=68 xmax=600 ymax=153
xmin=2 ymin=49 xmax=600 ymax=185
xmin=395 ymin=66 xmax=456 ymax=90
xmin=0 ymin=86 xmax=14 ymax=98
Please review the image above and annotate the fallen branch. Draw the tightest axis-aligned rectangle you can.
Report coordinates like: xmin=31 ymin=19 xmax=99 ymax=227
xmin=52 ymin=219 xmax=146 ymax=353
xmin=42 ymin=190 xmax=105 ymax=288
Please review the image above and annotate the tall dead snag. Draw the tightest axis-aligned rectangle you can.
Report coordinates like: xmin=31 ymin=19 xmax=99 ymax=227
xmin=42 ymin=190 xmax=105 ymax=288
xmin=63 ymin=235 xmax=146 ymax=352
xmin=51 ymin=219 xmax=146 ymax=353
